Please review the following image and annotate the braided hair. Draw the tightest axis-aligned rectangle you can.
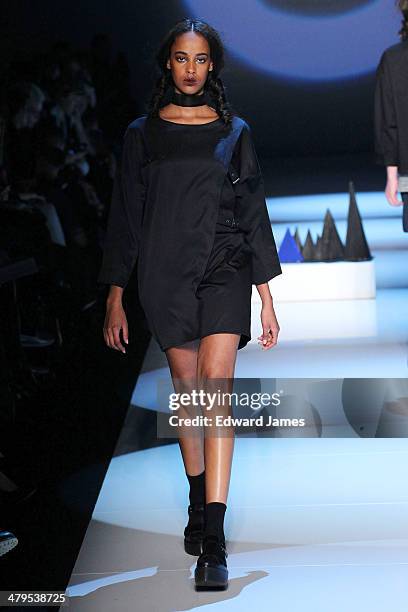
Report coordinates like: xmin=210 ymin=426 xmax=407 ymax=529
xmin=146 ymin=18 xmax=235 ymax=126
xmin=398 ymin=0 xmax=408 ymax=41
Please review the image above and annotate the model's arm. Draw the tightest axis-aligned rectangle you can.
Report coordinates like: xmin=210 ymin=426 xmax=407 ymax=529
xmin=107 ymin=285 xmax=124 ymax=304
xmin=374 ymin=53 xmax=402 ymax=206
xmin=234 ymin=122 xmax=281 ymax=348
xmin=255 ymin=282 xmax=280 ymax=349
xmin=234 ymin=123 xmax=282 ymax=286
xmin=98 ymin=126 xmax=146 ymax=288
xmin=256 ymin=282 xmax=272 ymax=304
xmin=385 ymin=165 xmax=402 ymax=206
xmin=98 ymin=124 xmax=146 ymax=352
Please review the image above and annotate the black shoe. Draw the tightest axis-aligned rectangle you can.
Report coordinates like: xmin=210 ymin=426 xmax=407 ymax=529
xmin=0 ymin=530 xmax=18 ymax=557
xmin=184 ymin=503 xmax=205 ymax=556
xmin=194 ymin=534 xmax=228 ymax=589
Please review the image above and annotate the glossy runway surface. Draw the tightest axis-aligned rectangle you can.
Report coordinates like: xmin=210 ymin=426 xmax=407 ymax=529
xmin=64 ymin=438 xmax=408 ymax=611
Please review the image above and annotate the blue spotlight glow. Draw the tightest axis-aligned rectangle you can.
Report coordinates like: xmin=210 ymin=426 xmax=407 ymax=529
xmin=182 ymin=0 xmax=400 ymax=81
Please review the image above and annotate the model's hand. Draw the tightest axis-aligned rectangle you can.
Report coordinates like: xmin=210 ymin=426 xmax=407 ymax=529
xmin=103 ymin=300 xmax=128 ymax=353
xmin=385 ymin=172 xmax=402 ymax=206
xmin=257 ymin=301 xmax=280 ymax=350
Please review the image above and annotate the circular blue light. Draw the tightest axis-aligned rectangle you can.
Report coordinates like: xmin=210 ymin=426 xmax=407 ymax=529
xmin=182 ymin=0 xmax=400 ymax=81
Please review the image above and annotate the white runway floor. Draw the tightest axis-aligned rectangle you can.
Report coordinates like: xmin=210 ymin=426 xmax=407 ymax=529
xmin=64 ymin=191 xmax=408 ymax=610
xmin=64 ymin=439 xmax=408 ymax=611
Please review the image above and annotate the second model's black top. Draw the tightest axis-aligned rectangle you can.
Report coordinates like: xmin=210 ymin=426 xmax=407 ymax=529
xmin=375 ymin=40 xmax=408 ymax=174
xmin=97 ymin=113 xmax=282 ymax=303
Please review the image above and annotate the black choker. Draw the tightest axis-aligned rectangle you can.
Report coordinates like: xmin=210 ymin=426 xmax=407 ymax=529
xmin=158 ymin=86 xmax=216 ymax=109
xmin=166 ymin=88 xmax=214 ymax=107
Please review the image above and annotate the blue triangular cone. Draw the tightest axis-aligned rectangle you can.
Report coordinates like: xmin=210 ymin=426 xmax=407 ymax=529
xmin=278 ymin=228 xmax=304 ymax=262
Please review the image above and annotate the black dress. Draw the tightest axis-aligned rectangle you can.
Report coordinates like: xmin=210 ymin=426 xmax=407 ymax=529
xmin=97 ymin=113 xmax=282 ymax=351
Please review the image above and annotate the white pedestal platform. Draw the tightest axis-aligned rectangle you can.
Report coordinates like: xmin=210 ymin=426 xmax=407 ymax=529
xmin=250 ymin=260 xmax=377 ymax=341
xmin=252 ymin=260 xmax=376 ymax=303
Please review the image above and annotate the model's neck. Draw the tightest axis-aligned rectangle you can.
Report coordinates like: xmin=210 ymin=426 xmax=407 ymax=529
xmin=170 ymin=87 xmax=210 ymax=107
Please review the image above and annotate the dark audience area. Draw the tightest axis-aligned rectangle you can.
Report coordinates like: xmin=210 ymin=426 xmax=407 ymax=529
xmin=0 ymin=35 xmax=151 ymax=589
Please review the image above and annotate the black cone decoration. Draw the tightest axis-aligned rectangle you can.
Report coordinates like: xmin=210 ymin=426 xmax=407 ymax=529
xmin=302 ymin=230 xmax=315 ymax=261
xmin=314 ymin=234 xmax=324 ymax=261
xmin=344 ymin=182 xmax=372 ymax=261
xmin=294 ymin=227 xmax=303 ymax=252
xmin=321 ymin=209 xmax=345 ymax=261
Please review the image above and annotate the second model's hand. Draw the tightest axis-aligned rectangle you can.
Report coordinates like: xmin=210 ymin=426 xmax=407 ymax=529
xmin=385 ymin=166 xmax=403 ymax=206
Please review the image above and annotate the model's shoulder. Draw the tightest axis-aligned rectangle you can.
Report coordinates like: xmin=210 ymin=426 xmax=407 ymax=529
xmin=126 ymin=115 xmax=149 ymax=133
xmin=381 ymin=40 xmax=408 ymax=62
xmin=230 ymin=115 xmax=248 ymax=128
xmin=229 ymin=115 xmax=252 ymax=136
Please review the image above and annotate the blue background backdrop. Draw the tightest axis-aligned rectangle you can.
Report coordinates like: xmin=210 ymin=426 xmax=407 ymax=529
xmin=1 ymin=0 xmax=402 ymax=156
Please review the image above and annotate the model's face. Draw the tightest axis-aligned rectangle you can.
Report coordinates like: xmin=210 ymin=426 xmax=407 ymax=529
xmin=167 ymin=32 xmax=213 ymax=95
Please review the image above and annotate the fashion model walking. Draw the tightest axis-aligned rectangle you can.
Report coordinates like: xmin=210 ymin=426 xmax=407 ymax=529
xmin=98 ymin=18 xmax=282 ymax=589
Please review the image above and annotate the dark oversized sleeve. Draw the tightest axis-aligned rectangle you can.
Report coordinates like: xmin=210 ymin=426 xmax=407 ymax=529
xmin=234 ymin=121 xmax=282 ymax=285
xmin=374 ymin=51 xmax=398 ymax=167
xmin=97 ymin=124 xmax=146 ymax=288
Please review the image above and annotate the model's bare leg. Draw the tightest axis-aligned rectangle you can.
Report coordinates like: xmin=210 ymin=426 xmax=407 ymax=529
xmin=165 ymin=339 xmax=204 ymax=475
xmin=197 ymin=333 xmax=240 ymax=504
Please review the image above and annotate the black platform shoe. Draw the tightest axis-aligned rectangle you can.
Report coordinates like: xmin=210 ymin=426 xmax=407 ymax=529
xmin=194 ymin=534 xmax=228 ymax=589
xmin=184 ymin=503 xmax=205 ymax=556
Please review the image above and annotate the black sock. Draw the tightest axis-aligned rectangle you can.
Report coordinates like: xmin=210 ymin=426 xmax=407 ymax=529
xmin=186 ymin=470 xmax=206 ymax=506
xmin=204 ymin=502 xmax=226 ymax=542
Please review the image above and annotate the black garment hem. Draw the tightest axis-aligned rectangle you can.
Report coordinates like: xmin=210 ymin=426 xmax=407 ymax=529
xmin=252 ymin=266 xmax=283 ymax=286
xmin=160 ymin=329 xmax=251 ymax=353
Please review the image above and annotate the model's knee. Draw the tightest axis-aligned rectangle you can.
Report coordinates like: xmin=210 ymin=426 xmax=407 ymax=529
xmin=170 ymin=368 xmax=197 ymax=381
xmin=197 ymin=361 xmax=234 ymax=381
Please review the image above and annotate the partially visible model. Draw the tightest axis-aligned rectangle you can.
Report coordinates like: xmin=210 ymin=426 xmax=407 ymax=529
xmin=374 ymin=0 xmax=408 ymax=232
